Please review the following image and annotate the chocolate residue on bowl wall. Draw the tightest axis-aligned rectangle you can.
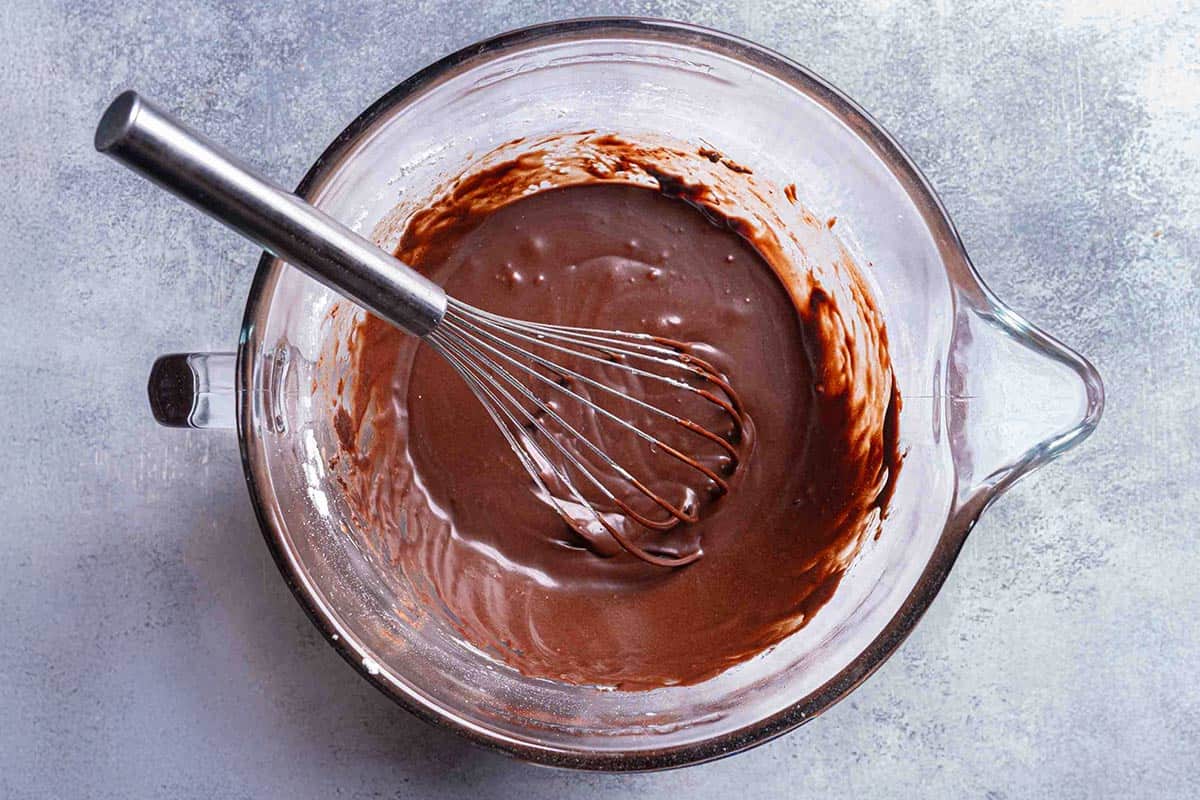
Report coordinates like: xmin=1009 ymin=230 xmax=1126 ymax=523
xmin=328 ymin=133 xmax=901 ymax=689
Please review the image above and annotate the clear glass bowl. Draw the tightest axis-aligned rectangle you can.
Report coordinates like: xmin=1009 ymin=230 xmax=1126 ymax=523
xmin=149 ymin=18 xmax=1103 ymax=770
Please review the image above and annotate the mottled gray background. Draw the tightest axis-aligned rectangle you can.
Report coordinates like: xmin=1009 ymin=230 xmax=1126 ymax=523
xmin=1 ymin=0 xmax=1196 ymax=797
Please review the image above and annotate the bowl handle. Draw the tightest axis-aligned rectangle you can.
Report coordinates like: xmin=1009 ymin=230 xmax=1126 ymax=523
xmin=147 ymin=352 xmax=236 ymax=430
xmin=949 ymin=296 xmax=1104 ymax=518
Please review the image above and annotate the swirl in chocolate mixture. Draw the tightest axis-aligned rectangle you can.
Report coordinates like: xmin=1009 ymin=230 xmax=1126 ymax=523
xmin=331 ymin=134 xmax=901 ymax=689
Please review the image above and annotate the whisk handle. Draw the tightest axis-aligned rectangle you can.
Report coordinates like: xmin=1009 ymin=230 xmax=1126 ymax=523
xmin=95 ymin=91 xmax=446 ymax=337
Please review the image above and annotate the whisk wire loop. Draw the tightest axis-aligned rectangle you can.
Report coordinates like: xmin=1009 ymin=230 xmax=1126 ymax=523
xmin=427 ymin=299 xmax=745 ymax=567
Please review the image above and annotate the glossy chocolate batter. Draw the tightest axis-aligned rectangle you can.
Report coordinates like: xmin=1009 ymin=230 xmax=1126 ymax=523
xmin=333 ymin=136 xmax=901 ymax=689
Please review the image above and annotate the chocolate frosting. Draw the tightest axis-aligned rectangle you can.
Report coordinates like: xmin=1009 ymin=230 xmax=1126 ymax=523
xmin=331 ymin=134 xmax=901 ymax=689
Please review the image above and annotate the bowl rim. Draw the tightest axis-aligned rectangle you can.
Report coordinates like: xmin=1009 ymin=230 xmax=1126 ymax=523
xmin=235 ymin=16 xmax=1100 ymax=771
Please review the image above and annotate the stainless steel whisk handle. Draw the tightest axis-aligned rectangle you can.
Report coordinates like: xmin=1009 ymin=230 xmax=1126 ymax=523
xmin=94 ymin=91 xmax=447 ymax=337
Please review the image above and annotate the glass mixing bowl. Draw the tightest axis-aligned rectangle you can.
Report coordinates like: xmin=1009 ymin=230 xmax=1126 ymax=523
xmin=147 ymin=18 xmax=1103 ymax=770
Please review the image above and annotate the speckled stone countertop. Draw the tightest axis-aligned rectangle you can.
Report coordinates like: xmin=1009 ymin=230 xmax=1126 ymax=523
xmin=1 ymin=1 xmax=1196 ymax=797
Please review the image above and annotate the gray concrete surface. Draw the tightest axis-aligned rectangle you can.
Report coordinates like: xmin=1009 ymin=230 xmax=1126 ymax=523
xmin=2 ymin=0 xmax=1197 ymax=797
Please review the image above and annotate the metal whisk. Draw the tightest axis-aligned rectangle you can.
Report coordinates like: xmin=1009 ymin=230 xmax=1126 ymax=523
xmin=96 ymin=92 xmax=744 ymax=567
